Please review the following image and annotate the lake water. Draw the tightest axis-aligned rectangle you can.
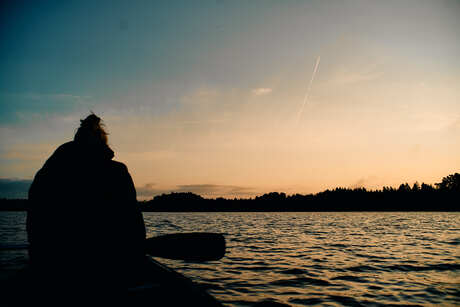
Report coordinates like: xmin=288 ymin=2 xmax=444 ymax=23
xmin=1 ymin=212 xmax=459 ymax=306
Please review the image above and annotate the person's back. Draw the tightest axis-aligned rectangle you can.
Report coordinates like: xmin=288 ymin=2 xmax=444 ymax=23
xmin=26 ymin=114 xmax=146 ymax=303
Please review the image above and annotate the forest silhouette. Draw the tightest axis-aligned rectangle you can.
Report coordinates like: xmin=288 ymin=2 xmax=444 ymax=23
xmin=1 ymin=173 xmax=458 ymax=212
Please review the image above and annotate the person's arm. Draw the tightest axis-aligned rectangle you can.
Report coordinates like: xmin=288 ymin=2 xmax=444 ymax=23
xmin=116 ymin=162 xmax=146 ymax=252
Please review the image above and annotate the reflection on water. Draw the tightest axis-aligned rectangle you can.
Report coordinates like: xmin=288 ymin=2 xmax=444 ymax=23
xmin=148 ymin=212 xmax=460 ymax=307
xmin=1 ymin=212 xmax=460 ymax=306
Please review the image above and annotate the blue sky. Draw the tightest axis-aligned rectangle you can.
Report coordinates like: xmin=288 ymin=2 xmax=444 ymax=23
xmin=1 ymin=0 xmax=459 ymax=198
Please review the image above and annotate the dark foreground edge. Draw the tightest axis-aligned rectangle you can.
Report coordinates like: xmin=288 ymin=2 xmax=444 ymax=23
xmin=1 ymin=257 xmax=224 ymax=307
xmin=129 ymin=257 xmax=224 ymax=306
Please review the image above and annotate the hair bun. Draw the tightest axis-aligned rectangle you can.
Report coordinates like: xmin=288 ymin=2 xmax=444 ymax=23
xmin=75 ymin=113 xmax=108 ymax=145
xmin=80 ymin=114 xmax=101 ymax=128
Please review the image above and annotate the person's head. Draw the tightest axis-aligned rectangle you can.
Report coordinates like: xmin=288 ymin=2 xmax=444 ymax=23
xmin=74 ymin=113 xmax=108 ymax=146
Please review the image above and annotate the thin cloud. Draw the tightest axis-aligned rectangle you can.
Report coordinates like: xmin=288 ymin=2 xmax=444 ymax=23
xmin=176 ymin=184 xmax=257 ymax=198
xmin=2 ymin=92 xmax=91 ymax=101
xmin=136 ymin=183 xmax=258 ymax=199
xmin=448 ymin=118 xmax=460 ymax=133
xmin=0 ymin=92 xmax=93 ymax=125
xmin=136 ymin=183 xmax=161 ymax=197
xmin=330 ymin=65 xmax=383 ymax=86
xmin=252 ymin=88 xmax=272 ymax=96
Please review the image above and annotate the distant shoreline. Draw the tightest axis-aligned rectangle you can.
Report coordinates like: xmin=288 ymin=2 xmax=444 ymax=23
xmin=1 ymin=192 xmax=458 ymax=212
xmin=2 ymin=173 xmax=458 ymax=212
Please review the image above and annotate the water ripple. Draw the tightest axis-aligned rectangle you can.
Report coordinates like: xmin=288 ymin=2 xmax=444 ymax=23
xmin=2 ymin=212 xmax=460 ymax=307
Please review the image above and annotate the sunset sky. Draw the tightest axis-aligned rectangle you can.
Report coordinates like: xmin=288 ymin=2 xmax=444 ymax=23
xmin=1 ymin=0 xmax=459 ymax=199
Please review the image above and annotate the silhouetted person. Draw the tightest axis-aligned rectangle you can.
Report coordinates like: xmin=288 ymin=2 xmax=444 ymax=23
xmin=26 ymin=114 xmax=146 ymax=304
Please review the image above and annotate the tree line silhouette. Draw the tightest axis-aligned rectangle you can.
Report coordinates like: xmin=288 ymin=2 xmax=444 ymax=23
xmin=1 ymin=173 xmax=459 ymax=211
xmin=139 ymin=173 xmax=459 ymax=212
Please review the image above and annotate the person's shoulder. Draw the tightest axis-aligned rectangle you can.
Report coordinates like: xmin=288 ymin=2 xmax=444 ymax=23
xmin=109 ymin=160 xmax=129 ymax=172
xmin=55 ymin=141 xmax=76 ymax=153
xmin=43 ymin=141 xmax=75 ymax=165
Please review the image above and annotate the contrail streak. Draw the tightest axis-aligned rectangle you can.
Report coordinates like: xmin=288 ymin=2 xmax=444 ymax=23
xmin=297 ymin=56 xmax=320 ymax=124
